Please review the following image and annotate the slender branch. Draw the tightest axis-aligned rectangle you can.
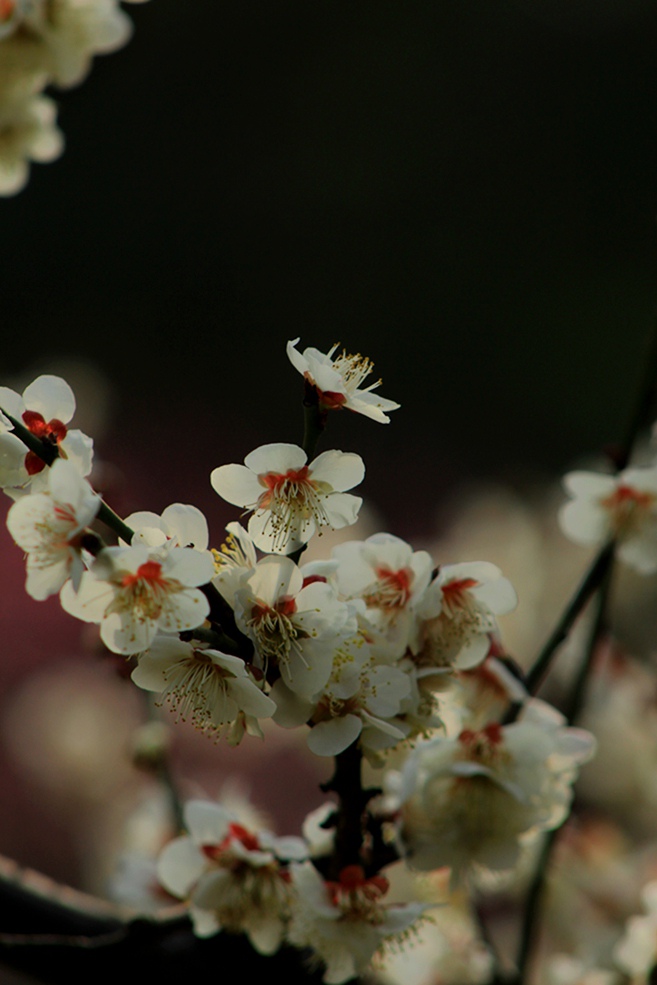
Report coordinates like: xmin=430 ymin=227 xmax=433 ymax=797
xmin=320 ymin=742 xmax=370 ymax=879
xmin=524 ymin=542 xmax=613 ymax=697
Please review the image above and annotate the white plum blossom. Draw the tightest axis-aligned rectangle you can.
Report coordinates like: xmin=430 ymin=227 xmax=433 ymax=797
xmin=210 ymin=442 xmax=364 ymax=555
xmin=6 ymin=457 xmax=99 ymax=599
xmin=394 ymin=701 xmax=595 ymax=881
xmin=559 ymin=467 xmax=657 ymax=574
xmin=287 ymin=860 xmax=426 ymax=984
xmin=271 ymin=639 xmax=412 ymax=758
xmin=60 ymin=543 xmax=214 ymax=654
xmin=332 ymin=533 xmax=433 ymax=660
xmin=157 ymin=799 xmax=307 ymax=953
xmin=131 ymin=636 xmax=276 ymax=745
xmin=287 ymin=338 xmax=400 ymax=423
xmin=413 ymin=562 xmax=518 ymax=672
xmin=0 ymin=374 xmax=93 ymax=494
xmin=234 ymin=555 xmax=357 ymax=699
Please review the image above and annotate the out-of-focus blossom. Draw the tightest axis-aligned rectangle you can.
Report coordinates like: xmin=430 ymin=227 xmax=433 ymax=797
xmin=131 ymin=636 xmax=276 ymax=744
xmin=211 ymin=442 xmax=364 ymax=555
xmin=559 ymin=468 xmax=657 ymax=574
xmin=157 ymin=799 xmax=307 ymax=953
xmin=6 ymin=457 xmax=99 ymax=599
xmin=0 ymin=91 xmax=62 ymax=194
xmin=614 ymin=881 xmax=657 ymax=982
xmin=287 ymin=338 xmax=400 ymax=423
xmin=60 ymin=544 xmax=214 ymax=654
xmin=287 ymin=860 xmax=427 ymax=984
xmin=393 ymin=701 xmax=595 ymax=881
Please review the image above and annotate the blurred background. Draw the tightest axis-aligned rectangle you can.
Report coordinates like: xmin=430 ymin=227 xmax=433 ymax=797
xmin=2 ymin=0 xmax=657 ymax=918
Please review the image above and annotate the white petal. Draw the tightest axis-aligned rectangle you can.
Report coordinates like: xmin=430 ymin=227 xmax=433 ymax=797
xmin=244 ymin=442 xmax=307 ymax=474
xmin=22 ymin=375 xmax=75 ymax=423
xmin=210 ymin=463 xmax=263 ymax=508
xmin=310 ymin=450 xmax=365 ymax=492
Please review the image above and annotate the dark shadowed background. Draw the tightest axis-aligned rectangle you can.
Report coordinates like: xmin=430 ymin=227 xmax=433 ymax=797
xmin=2 ymin=0 xmax=657 ymax=901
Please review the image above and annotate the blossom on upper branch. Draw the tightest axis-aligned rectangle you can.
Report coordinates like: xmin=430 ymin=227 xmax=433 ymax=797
xmin=0 ymin=374 xmax=93 ymax=494
xmin=211 ymin=442 xmax=364 ymax=555
xmin=559 ymin=467 xmax=657 ymax=574
xmin=60 ymin=544 xmax=214 ymax=654
xmin=6 ymin=457 xmax=99 ymax=599
xmin=157 ymin=799 xmax=307 ymax=953
xmin=123 ymin=503 xmax=209 ymax=553
xmin=287 ymin=338 xmax=400 ymax=423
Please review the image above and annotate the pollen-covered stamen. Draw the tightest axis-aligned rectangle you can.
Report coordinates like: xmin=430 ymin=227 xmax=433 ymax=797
xmin=113 ymin=561 xmax=183 ymax=622
xmin=601 ymin=484 xmax=656 ymax=537
xmin=158 ymin=650 xmax=228 ymax=732
xmin=212 ymin=532 xmax=249 ymax=573
xmin=254 ymin=466 xmax=332 ymax=551
xmin=326 ymin=865 xmax=390 ymax=920
xmin=247 ymin=596 xmax=310 ymax=673
xmin=363 ymin=565 xmax=413 ymax=612
xmin=329 ymin=346 xmax=383 ymax=395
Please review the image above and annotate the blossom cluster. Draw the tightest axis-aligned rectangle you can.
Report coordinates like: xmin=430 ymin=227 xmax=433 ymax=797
xmin=0 ymin=339 xmax=619 ymax=984
xmin=0 ymin=0 xmax=148 ymax=195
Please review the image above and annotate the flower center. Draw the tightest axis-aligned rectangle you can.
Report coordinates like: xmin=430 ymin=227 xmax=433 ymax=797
xmin=458 ymin=723 xmax=504 ymax=765
xmin=331 ymin=348 xmax=380 ymax=394
xmin=326 ymin=865 xmax=390 ymax=921
xmin=601 ymin=484 xmax=656 ymax=537
xmin=364 ymin=565 xmax=413 ymax=612
xmin=255 ymin=466 xmax=330 ymax=550
xmin=248 ymin=596 xmax=308 ymax=673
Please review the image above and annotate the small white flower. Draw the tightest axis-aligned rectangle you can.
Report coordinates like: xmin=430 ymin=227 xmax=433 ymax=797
xmin=157 ymin=799 xmax=307 ymax=954
xmin=211 ymin=442 xmax=364 ymax=555
xmin=60 ymin=544 xmax=214 ymax=654
xmin=234 ymin=555 xmax=357 ymax=699
xmin=559 ymin=467 xmax=657 ymax=574
xmin=131 ymin=636 xmax=276 ymax=744
xmin=332 ymin=533 xmax=433 ymax=660
xmin=0 ymin=374 xmax=92 ymax=492
xmin=287 ymin=860 xmax=426 ymax=984
xmin=6 ymin=458 xmax=100 ymax=599
xmin=287 ymin=338 xmax=400 ymax=423
xmin=414 ymin=562 xmax=517 ymax=672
